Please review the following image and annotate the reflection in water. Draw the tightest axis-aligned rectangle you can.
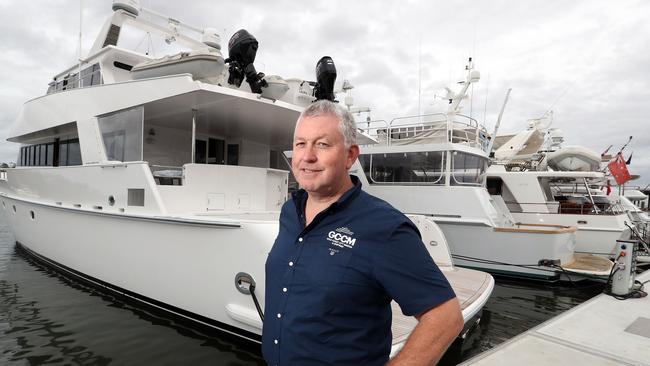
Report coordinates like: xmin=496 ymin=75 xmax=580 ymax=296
xmin=0 ymin=222 xmax=265 ymax=366
xmin=459 ymin=276 xmax=603 ymax=362
xmin=0 ymin=217 xmax=603 ymax=365
xmin=1 ymin=278 xmax=112 ymax=364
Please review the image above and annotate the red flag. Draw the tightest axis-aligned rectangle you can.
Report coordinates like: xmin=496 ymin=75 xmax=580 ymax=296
xmin=608 ymin=153 xmax=631 ymax=185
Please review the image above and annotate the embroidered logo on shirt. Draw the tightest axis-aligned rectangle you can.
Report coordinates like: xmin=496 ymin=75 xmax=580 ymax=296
xmin=327 ymin=227 xmax=357 ymax=249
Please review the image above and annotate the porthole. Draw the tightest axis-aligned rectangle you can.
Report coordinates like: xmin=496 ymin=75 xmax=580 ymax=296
xmin=12 ymin=205 xmax=16 ymax=213
xmin=2 ymin=201 xmax=5 ymax=209
xmin=108 ymin=195 xmax=115 ymax=206
xmin=30 ymin=210 xmax=35 ymax=220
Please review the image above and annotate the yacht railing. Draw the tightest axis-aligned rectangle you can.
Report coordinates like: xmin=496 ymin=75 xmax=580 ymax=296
xmin=357 ymin=113 xmax=489 ymax=152
xmin=504 ymin=200 xmax=624 ymax=215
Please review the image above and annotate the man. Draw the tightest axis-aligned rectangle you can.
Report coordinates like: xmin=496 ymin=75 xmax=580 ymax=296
xmin=263 ymin=100 xmax=463 ymax=366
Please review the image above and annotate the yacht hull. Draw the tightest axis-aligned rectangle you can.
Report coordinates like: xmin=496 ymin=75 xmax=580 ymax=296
xmin=435 ymin=220 xmax=575 ymax=280
xmin=1 ymin=195 xmax=271 ymax=341
xmin=0 ymin=194 xmax=493 ymax=356
xmin=511 ymin=212 xmax=630 ymax=256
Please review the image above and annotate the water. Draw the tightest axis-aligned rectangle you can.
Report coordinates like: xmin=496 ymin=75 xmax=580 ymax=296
xmin=0 ymin=217 xmax=603 ymax=365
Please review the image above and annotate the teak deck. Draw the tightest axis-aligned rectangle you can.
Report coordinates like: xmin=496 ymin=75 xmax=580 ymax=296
xmin=391 ymin=268 xmax=492 ymax=344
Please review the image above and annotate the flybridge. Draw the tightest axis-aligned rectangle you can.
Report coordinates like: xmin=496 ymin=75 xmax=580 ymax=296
xmin=47 ymin=0 xmax=223 ymax=95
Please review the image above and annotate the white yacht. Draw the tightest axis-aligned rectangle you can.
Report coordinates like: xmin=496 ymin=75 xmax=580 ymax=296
xmin=352 ymin=60 xmax=612 ymax=281
xmin=488 ymin=123 xmax=632 ymax=257
xmin=0 ymin=1 xmax=493 ymax=355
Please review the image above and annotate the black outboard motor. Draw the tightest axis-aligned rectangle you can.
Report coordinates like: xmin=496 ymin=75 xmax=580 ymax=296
xmin=314 ymin=56 xmax=337 ymax=101
xmin=225 ymin=29 xmax=268 ymax=93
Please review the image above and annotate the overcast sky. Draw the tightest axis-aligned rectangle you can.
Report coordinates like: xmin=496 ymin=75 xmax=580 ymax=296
xmin=0 ymin=0 xmax=648 ymax=188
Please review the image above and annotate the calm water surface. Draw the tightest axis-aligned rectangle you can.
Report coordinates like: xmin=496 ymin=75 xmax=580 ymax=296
xmin=0 ymin=217 xmax=603 ymax=365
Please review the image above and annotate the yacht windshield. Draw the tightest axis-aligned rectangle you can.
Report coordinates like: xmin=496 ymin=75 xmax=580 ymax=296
xmin=359 ymin=151 xmax=445 ymax=185
xmin=450 ymin=151 xmax=486 ymax=186
xmin=98 ymin=106 xmax=144 ymax=162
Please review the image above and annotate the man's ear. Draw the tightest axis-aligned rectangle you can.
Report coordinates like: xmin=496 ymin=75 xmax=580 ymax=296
xmin=346 ymin=145 xmax=360 ymax=169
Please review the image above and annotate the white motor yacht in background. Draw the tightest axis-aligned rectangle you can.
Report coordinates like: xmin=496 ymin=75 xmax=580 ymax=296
xmin=0 ymin=1 xmax=493 ymax=354
xmin=488 ymin=120 xmax=633 ymax=258
xmin=350 ymin=60 xmax=612 ymax=281
xmin=486 ymin=167 xmax=631 ymax=257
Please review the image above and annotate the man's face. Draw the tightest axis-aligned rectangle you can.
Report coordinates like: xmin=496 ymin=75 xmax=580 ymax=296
xmin=292 ymin=114 xmax=359 ymax=197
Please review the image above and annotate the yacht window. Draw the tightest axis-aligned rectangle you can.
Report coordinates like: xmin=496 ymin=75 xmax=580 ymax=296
xmin=56 ymin=138 xmax=81 ymax=166
xmin=66 ymin=139 xmax=82 ymax=165
xmin=46 ymin=143 xmax=54 ymax=166
xmin=127 ymin=189 xmax=145 ymax=206
xmin=30 ymin=145 xmax=35 ymax=166
xmin=104 ymin=131 xmax=126 ymax=161
xmin=360 ymin=151 xmax=445 ymax=185
xmin=39 ymin=144 xmax=47 ymax=166
xmin=35 ymin=145 xmax=42 ymax=166
xmin=59 ymin=141 xmax=68 ymax=166
xmin=113 ymin=61 xmax=134 ymax=71
xmin=98 ymin=106 xmax=144 ymax=162
xmin=450 ymin=151 xmax=486 ymax=186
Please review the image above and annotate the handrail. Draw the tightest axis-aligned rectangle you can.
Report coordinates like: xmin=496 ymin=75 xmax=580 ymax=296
xmin=501 ymin=200 xmax=624 ymax=215
xmin=356 ymin=113 xmax=489 ymax=151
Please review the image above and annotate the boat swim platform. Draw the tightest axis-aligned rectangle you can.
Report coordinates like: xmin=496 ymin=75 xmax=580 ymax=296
xmin=561 ymin=253 xmax=614 ymax=276
xmin=392 ymin=267 xmax=493 ymax=344
xmin=461 ymin=269 xmax=650 ymax=366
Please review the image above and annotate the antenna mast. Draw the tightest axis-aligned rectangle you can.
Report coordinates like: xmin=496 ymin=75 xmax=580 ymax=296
xmin=417 ymin=35 xmax=422 ymax=117
xmin=78 ymin=0 xmax=83 ymax=87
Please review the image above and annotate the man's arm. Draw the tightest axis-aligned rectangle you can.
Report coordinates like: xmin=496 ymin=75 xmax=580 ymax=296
xmin=387 ymin=297 xmax=464 ymax=366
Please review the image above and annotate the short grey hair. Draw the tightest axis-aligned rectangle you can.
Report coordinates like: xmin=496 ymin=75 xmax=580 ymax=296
xmin=295 ymin=100 xmax=357 ymax=148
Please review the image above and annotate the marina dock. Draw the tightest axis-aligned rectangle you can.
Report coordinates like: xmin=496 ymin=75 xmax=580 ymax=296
xmin=461 ymin=269 xmax=650 ymax=366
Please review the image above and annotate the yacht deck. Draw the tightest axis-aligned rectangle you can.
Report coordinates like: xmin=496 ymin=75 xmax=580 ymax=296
xmin=392 ymin=267 xmax=493 ymax=344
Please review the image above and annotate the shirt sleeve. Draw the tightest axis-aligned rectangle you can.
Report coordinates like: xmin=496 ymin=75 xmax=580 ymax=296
xmin=373 ymin=220 xmax=457 ymax=317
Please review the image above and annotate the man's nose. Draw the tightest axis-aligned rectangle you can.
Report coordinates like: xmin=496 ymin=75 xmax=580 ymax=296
xmin=302 ymin=145 xmax=317 ymax=162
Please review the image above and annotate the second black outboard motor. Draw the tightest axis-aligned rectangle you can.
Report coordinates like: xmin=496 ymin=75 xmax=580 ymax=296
xmin=225 ymin=29 xmax=268 ymax=93
xmin=314 ymin=56 xmax=337 ymax=101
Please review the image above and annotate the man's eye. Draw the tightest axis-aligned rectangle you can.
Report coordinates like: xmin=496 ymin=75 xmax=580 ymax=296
xmin=295 ymin=142 xmax=305 ymax=147
xmin=317 ymin=142 xmax=329 ymax=148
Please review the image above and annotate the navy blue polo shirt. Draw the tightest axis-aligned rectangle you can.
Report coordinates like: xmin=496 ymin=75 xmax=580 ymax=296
xmin=262 ymin=176 xmax=455 ymax=366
